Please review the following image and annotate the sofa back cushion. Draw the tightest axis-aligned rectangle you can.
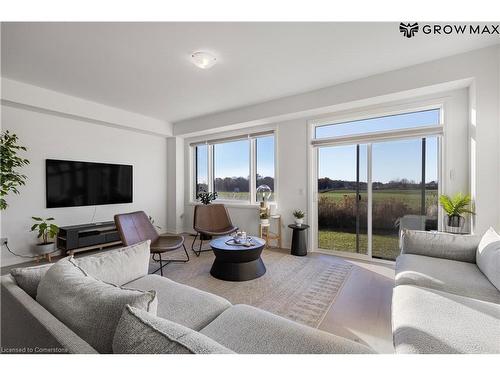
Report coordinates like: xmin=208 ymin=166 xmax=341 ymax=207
xmin=10 ymin=263 xmax=53 ymax=298
xmin=73 ymin=240 xmax=151 ymax=286
xmin=36 ymin=257 xmax=157 ymax=353
xmin=476 ymin=227 xmax=500 ymax=291
xmin=113 ymin=305 xmax=234 ymax=354
xmin=401 ymin=230 xmax=479 ymax=263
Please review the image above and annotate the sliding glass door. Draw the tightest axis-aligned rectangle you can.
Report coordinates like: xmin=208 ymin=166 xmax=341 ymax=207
xmin=316 ymin=136 xmax=438 ymax=261
xmin=371 ymin=137 xmax=438 ymax=260
xmin=317 ymin=144 xmax=368 ymax=255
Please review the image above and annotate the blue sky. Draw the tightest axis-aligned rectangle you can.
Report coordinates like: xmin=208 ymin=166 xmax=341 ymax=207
xmin=196 ymin=136 xmax=275 ymax=183
xmin=318 ymin=109 xmax=439 ymax=183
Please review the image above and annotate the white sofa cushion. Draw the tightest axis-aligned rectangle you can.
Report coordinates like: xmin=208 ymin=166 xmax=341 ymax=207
xmin=73 ymin=240 xmax=151 ymax=286
xmin=36 ymin=257 xmax=157 ymax=353
xmin=113 ymin=305 xmax=233 ymax=354
xmin=396 ymin=254 xmax=500 ymax=303
xmin=124 ymin=274 xmax=231 ymax=330
xmin=393 ymin=285 xmax=500 ymax=354
xmin=200 ymin=304 xmax=374 ymax=354
xmin=476 ymin=227 xmax=500 ymax=291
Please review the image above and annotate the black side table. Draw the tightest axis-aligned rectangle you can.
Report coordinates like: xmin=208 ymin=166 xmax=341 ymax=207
xmin=288 ymin=224 xmax=310 ymax=256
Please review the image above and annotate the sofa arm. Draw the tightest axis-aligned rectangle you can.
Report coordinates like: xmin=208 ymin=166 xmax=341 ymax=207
xmin=1 ymin=275 xmax=98 ymax=354
xmin=400 ymin=230 xmax=480 ymax=263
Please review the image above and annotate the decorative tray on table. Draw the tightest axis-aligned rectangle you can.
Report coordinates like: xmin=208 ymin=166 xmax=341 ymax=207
xmin=225 ymin=237 xmax=255 ymax=247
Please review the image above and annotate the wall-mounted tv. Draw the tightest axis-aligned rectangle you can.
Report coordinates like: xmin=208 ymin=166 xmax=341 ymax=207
xmin=46 ymin=159 xmax=133 ymax=208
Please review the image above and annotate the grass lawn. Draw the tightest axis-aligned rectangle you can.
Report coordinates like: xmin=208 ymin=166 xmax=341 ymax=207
xmin=318 ymin=230 xmax=400 ymax=260
xmin=319 ymin=189 xmax=437 ymax=210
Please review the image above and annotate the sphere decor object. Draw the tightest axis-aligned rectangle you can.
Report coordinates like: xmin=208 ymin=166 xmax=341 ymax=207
xmin=256 ymin=184 xmax=272 ymax=202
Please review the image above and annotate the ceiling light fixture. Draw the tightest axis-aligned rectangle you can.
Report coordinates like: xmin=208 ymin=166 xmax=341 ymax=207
xmin=191 ymin=51 xmax=217 ymax=69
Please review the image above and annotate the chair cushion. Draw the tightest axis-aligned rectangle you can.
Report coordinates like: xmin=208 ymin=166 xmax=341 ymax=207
xmin=150 ymin=235 xmax=184 ymax=252
xmin=36 ymin=257 xmax=157 ymax=353
xmin=124 ymin=274 xmax=231 ymax=331
xmin=476 ymin=227 xmax=500 ymax=291
xmin=113 ymin=305 xmax=234 ymax=354
xmin=395 ymin=254 xmax=500 ymax=303
xmin=74 ymin=240 xmax=151 ymax=286
xmin=10 ymin=263 xmax=53 ymax=298
xmin=392 ymin=285 xmax=500 ymax=353
xmin=200 ymin=304 xmax=374 ymax=354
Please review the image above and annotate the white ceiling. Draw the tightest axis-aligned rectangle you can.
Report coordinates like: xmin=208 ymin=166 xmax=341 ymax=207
xmin=2 ymin=22 xmax=498 ymax=123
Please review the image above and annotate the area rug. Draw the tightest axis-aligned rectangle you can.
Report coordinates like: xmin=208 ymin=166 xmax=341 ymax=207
xmin=150 ymin=247 xmax=353 ymax=328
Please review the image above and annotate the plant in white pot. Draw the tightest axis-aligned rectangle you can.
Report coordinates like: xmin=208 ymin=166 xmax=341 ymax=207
xmin=439 ymin=193 xmax=475 ymax=232
xmin=30 ymin=217 xmax=59 ymax=255
xmin=293 ymin=209 xmax=305 ymax=226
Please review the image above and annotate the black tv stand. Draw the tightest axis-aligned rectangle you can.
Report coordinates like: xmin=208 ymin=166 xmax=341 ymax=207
xmin=57 ymin=221 xmax=122 ymax=255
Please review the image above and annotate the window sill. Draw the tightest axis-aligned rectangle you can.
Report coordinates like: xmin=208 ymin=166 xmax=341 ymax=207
xmin=187 ymin=201 xmax=277 ymax=210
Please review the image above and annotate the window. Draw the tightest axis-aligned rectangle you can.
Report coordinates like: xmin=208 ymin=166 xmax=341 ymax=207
xmin=256 ymin=135 xmax=275 ymax=201
xmin=314 ymin=107 xmax=442 ymax=261
xmin=214 ymin=139 xmax=250 ymax=201
xmin=315 ymin=109 xmax=440 ymax=139
xmin=195 ymin=144 xmax=208 ymax=194
xmin=192 ymin=131 xmax=276 ymax=204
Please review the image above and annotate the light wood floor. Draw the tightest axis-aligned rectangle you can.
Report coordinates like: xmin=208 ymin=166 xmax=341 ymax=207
xmin=1 ymin=242 xmax=395 ymax=353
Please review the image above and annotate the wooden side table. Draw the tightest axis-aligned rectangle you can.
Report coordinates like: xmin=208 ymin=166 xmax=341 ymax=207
xmin=259 ymin=215 xmax=282 ymax=249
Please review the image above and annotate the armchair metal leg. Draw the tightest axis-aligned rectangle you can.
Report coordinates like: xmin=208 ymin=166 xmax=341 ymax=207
xmin=191 ymin=233 xmax=213 ymax=257
xmin=151 ymin=244 xmax=190 ymax=276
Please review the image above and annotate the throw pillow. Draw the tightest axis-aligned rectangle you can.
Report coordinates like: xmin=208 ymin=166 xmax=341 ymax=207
xmin=36 ymin=257 xmax=157 ymax=353
xmin=476 ymin=227 xmax=500 ymax=291
xmin=113 ymin=305 xmax=234 ymax=354
xmin=73 ymin=240 xmax=151 ymax=286
xmin=10 ymin=263 xmax=53 ymax=298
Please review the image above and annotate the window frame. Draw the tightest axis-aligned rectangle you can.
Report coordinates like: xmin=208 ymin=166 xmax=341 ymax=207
xmin=191 ymin=131 xmax=277 ymax=206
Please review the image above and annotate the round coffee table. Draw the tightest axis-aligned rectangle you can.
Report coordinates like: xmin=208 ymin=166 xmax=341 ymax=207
xmin=209 ymin=236 xmax=266 ymax=281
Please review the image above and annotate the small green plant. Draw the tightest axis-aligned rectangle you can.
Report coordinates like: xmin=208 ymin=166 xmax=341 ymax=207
xmin=30 ymin=217 xmax=59 ymax=244
xmin=196 ymin=191 xmax=218 ymax=205
xmin=260 ymin=211 xmax=269 ymax=220
xmin=293 ymin=209 xmax=305 ymax=219
xmin=439 ymin=193 xmax=475 ymax=217
xmin=1 ymin=130 xmax=30 ymax=210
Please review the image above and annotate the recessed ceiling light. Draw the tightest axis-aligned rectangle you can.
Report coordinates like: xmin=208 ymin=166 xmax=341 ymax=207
xmin=191 ymin=51 xmax=217 ymax=69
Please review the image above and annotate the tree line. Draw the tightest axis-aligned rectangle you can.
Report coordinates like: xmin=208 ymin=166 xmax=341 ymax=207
xmin=318 ymin=177 xmax=438 ymax=192
xmin=197 ymin=175 xmax=274 ymax=193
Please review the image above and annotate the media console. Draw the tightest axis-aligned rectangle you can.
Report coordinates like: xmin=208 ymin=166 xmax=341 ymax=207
xmin=57 ymin=221 xmax=122 ymax=255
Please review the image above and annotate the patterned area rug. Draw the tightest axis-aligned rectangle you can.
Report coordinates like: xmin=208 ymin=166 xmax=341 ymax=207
xmin=150 ymin=247 xmax=353 ymax=328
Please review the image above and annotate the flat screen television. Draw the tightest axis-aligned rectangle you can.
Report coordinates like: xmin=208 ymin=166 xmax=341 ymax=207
xmin=46 ymin=159 xmax=133 ymax=208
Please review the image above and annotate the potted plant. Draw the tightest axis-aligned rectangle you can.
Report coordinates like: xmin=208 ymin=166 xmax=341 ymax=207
xmin=293 ymin=209 xmax=305 ymax=226
xmin=196 ymin=191 xmax=218 ymax=205
xmin=0 ymin=130 xmax=30 ymax=210
xmin=260 ymin=211 xmax=270 ymax=226
xmin=30 ymin=217 xmax=59 ymax=255
xmin=439 ymin=193 xmax=475 ymax=230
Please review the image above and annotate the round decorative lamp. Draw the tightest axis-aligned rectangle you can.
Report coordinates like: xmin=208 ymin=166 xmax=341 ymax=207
xmin=256 ymin=185 xmax=272 ymax=204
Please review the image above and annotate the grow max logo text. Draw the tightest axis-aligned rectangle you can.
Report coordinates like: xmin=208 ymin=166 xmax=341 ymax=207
xmin=399 ymin=22 xmax=500 ymax=38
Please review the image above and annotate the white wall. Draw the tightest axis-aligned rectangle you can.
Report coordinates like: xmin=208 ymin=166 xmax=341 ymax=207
xmin=174 ymin=46 xmax=499 ymax=241
xmin=0 ymin=83 xmax=169 ymax=267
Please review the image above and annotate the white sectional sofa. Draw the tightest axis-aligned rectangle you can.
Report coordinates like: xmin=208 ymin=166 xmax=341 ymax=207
xmin=393 ymin=229 xmax=500 ymax=354
xmin=1 ymin=241 xmax=373 ymax=354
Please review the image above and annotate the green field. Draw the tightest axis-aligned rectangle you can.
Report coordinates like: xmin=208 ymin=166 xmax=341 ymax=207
xmin=319 ymin=189 xmax=437 ymax=207
xmin=318 ymin=189 xmax=437 ymax=260
xmin=318 ymin=230 xmax=400 ymax=260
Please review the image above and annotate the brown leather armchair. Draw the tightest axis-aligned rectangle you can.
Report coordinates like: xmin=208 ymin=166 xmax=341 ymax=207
xmin=114 ymin=211 xmax=189 ymax=276
xmin=191 ymin=204 xmax=238 ymax=256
